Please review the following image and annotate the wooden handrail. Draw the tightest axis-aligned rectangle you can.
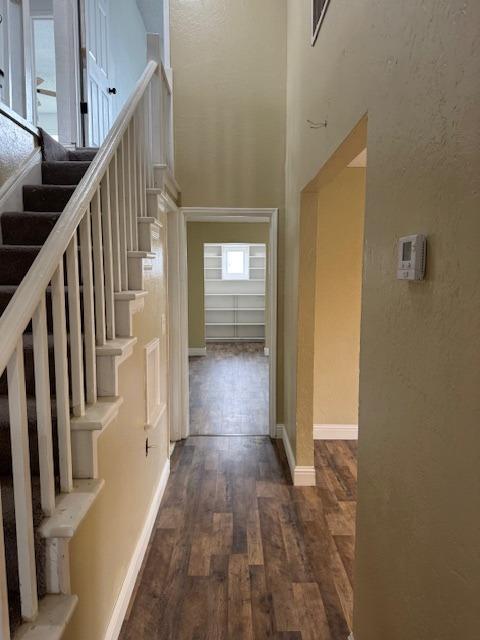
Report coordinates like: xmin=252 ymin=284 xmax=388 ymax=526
xmin=0 ymin=60 xmax=158 ymax=376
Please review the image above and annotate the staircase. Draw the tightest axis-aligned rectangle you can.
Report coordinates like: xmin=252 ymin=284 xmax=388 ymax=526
xmin=0 ymin=131 xmax=97 ymax=633
xmin=0 ymin=35 xmax=174 ymax=639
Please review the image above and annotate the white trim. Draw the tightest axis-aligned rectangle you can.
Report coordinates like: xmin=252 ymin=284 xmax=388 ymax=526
xmin=161 ymin=192 xmax=189 ymax=442
xmin=0 ymin=147 xmax=42 ymax=215
xmin=53 ymin=0 xmax=82 ymax=146
xmin=103 ymin=458 xmax=170 ymax=640
xmin=276 ymin=424 xmax=316 ymax=487
xmin=264 ymin=347 xmax=270 ymax=357
xmin=181 ymin=207 xmax=278 ymax=439
xmin=314 ymin=424 xmax=359 ymax=440
xmin=188 ymin=347 xmax=207 ymax=357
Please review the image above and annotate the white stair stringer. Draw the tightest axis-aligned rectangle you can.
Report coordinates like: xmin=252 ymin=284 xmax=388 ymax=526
xmin=152 ymin=163 xmax=180 ymax=202
xmin=15 ymin=206 xmax=161 ymax=638
xmin=39 ymin=480 xmax=104 ymax=595
xmin=114 ymin=290 xmax=148 ymax=338
xmin=127 ymin=252 xmax=155 ymax=290
xmin=70 ymin=397 xmax=124 ymax=478
xmin=138 ymin=217 xmax=162 ymax=253
xmin=96 ymin=337 xmax=138 ymax=397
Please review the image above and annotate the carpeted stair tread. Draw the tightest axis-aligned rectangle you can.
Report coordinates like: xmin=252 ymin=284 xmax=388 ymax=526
xmin=23 ymin=185 xmax=76 ymax=213
xmin=42 ymin=161 xmax=91 ymax=186
xmin=0 ymin=246 xmax=41 ymax=285
xmin=1 ymin=211 xmax=60 ymax=245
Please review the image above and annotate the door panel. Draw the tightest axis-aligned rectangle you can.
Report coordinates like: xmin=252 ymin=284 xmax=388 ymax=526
xmin=85 ymin=0 xmax=111 ymax=146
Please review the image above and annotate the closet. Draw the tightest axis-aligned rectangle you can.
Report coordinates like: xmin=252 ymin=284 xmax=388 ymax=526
xmin=204 ymin=243 xmax=266 ymax=342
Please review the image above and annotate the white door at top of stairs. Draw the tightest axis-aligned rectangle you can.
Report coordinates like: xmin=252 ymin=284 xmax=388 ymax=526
xmin=84 ymin=0 xmax=114 ymax=146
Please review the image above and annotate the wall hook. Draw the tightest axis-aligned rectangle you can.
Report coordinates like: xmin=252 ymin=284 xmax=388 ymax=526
xmin=307 ymin=119 xmax=327 ymax=129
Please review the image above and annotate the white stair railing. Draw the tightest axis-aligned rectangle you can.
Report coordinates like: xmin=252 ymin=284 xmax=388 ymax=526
xmin=0 ymin=34 xmax=173 ymax=635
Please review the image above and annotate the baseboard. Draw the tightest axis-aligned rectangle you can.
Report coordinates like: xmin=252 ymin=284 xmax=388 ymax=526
xmin=314 ymin=424 xmax=358 ymax=440
xmin=103 ymin=458 xmax=170 ymax=640
xmin=188 ymin=347 xmax=207 ymax=357
xmin=276 ymin=424 xmax=316 ymax=487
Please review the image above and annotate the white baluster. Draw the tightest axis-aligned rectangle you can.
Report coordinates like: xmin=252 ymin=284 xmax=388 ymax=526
xmin=130 ymin=119 xmax=139 ymax=250
xmin=51 ymin=263 xmax=73 ymax=494
xmin=7 ymin=340 xmax=38 ymax=621
xmin=0 ymin=478 xmax=11 ymax=638
xmin=109 ymin=153 xmax=122 ymax=293
xmin=100 ymin=172 xmax=116 ymax=339
xmin=32 ymin=297 xmax=56 ymax=516
xmin=91 ymin=190 xmax=107 ymax=346
xmin=66 ymin=234 xmax=85 ymax=417
xmin=79 ymin=209 xmax=97 ymax=404
xmin=147 ymin=34 xmax=163 ymax=168
xmin=117 ymin=139 xmax=129 ymax=290
xmin=124 ymin=126 xmax=133 ymax=253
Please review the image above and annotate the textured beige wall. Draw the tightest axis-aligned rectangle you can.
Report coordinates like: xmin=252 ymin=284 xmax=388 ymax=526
xmin=171 ymin=0 xmax=286 ymax=420
xmin=286 ymin=1 xmax=480 ymax=639
xmin=0 ymin=113 xmax=37 ymax=188
xmin=313 ymin=166 xmax=365 ymax=425
xmin=64 ymin=222 xmax=169 ymax=640
xmin=187 ymin=222 xmax=269 ymax=348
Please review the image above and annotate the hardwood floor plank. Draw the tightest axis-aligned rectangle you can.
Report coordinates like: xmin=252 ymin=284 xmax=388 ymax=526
xmin=334 ymin=535 xmax=355 ymax=588
xmin=258 ymin=497 xmax=299 ymax=633
xmin=250 ymin=564 xmax=274 ymax=638
xmin=228 ymin=554 xmax=254 ymax=638
xmin=207 ymin=555 xmax=229 ymax=639
xmin=189 ymin=343 xmax=269 ymax=436
xmin=212 ymin=512 xmax=233 ymax=555
xmin=292 ymin=582 xmax=332 ymax=640
xmin=120 ymin=438 xmax=357 ymax=640
xmin=247 ymin=508 xmax=264 ymax=566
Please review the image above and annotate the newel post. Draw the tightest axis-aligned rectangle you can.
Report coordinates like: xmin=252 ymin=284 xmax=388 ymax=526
xmin=147 ymin=33 xmax=164 ymax=167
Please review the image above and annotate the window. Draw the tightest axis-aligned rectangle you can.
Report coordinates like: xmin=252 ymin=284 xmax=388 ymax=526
xmin=222 ymin=244 xmax=249 ymax=280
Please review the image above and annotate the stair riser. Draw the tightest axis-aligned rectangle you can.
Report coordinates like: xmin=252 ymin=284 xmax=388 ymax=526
xmin=0 ymin=418 xmax=59 ymax=477
xmin=0 ymin=344 xmax=57 ymax=396
xmin=0 ymin=291 xmax=81 ymax=333
xmin=42 ymin=162 xmax=90 ymax=186
xmin=23 ymin=186 xmax=75 ymax=213
xmin=1 ymin=213 xmax=59 ymax=246
xmin=1 ymin=481 xmax=48 ymax=605
xmin=0 ymin=249 xmax=40 ymax=285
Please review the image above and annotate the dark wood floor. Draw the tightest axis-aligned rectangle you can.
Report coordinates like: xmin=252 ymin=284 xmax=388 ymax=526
xmin=120 ymin=437 xmax=357 ymax=639
xmin=189 ymin=343 xmax=269 ymax=436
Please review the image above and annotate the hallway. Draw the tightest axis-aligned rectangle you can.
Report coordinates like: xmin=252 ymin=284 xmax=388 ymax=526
xmin=120 ymin=436 xmax=356 ymax=639
xmin=189 ymin=343 xmax=269 ymax=435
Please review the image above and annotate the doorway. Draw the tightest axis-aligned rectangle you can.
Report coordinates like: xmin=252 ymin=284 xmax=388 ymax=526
xmin=179 ymin=208 xmax=278 ymax=439
xmin=190 ymin=240 xmax=269 ymax=436
xmin=294 ymin=116 xmax=368 ymax=629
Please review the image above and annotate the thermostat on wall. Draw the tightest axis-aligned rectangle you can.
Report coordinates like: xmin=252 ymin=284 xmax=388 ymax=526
xmin=397 ymin=234 xmax=426 ymax=280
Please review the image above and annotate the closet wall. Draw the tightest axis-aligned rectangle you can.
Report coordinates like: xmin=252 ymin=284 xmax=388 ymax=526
xmin=187 ymin=222 xmax=270 ymax=349
xmin=204 ymin=243 xmax=266 ymax=342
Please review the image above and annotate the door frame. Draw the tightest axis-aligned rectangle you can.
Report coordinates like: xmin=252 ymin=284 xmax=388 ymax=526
xmin=180 ymin=207 xmax=278 ymax=439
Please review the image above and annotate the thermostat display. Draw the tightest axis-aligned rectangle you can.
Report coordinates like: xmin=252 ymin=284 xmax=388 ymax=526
xmin=397 ymin=234 xmax=426 ymax=280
